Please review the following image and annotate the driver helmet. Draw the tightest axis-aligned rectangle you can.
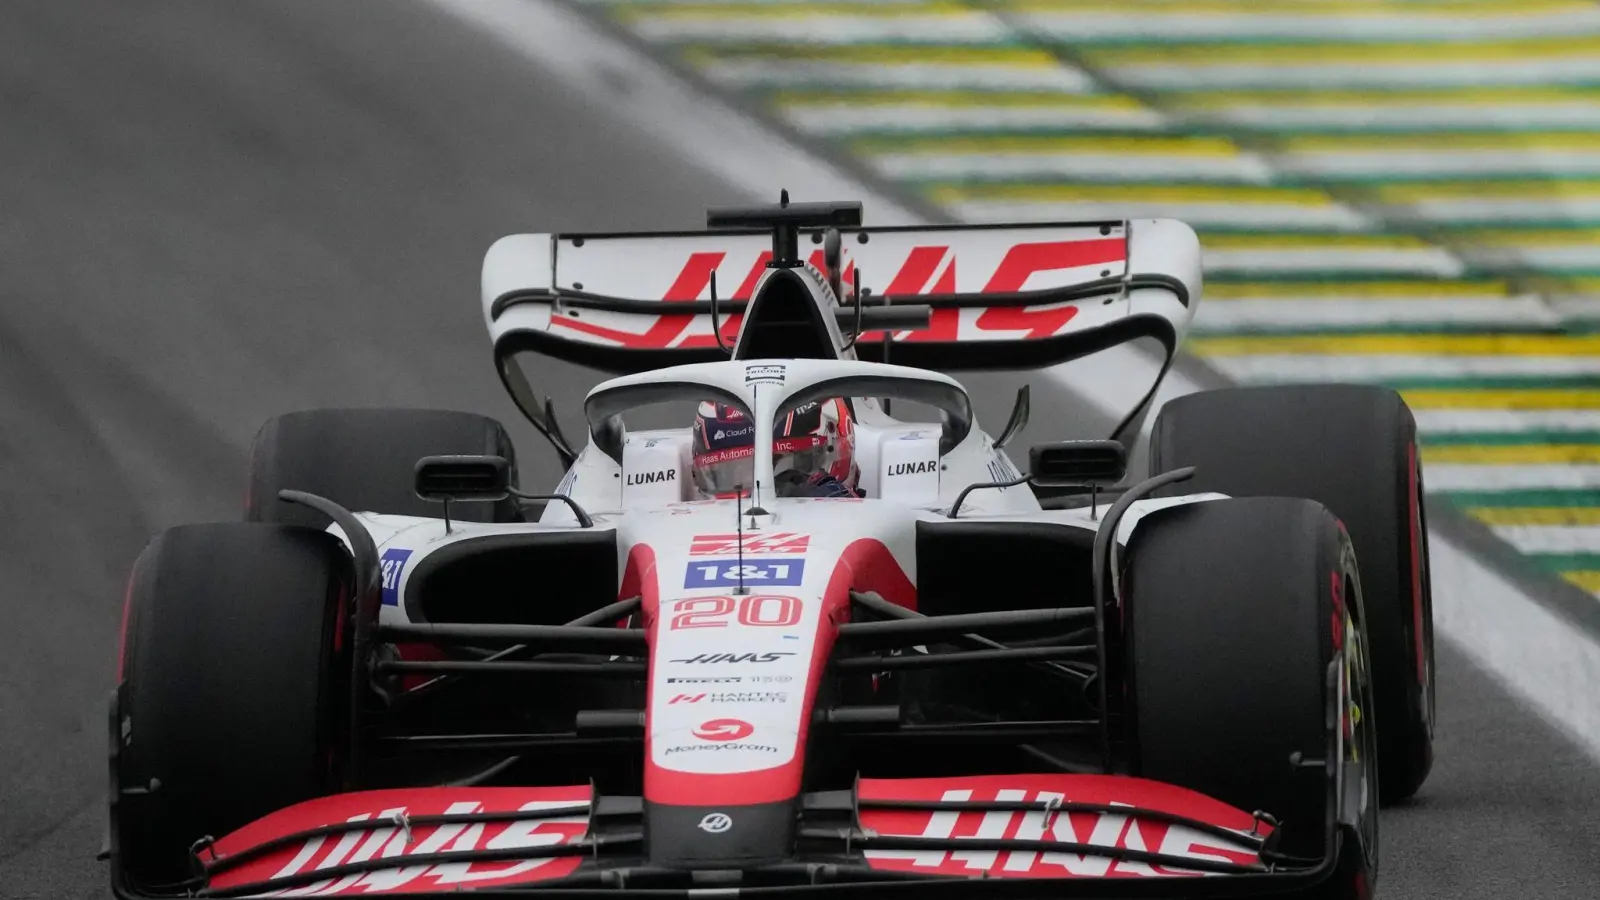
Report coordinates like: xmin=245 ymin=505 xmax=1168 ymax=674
xmin=691 ymin=399 xmax=858 ymax=498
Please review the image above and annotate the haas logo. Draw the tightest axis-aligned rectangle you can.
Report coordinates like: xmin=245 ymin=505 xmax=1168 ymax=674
xmin=550 ymin=238 xmax=1125 ymax=350
xmin=693 ymin=719 xmax=754 ymax=742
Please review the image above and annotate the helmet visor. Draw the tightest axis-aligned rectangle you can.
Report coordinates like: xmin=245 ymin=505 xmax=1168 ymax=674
xmin=693 ymin=446 xmax=755 ymax=497
xmin=693 ymin=435 xmax=828 ymax=497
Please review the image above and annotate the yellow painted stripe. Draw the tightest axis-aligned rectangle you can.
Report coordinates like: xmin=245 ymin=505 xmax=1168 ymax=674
xmin=1402 ymin=389 xmax=1600 ymax=409
xmin=1201 ymin=233 xmax=1433 ymax=250
xmin=1089 ymin=36 xmax=1600 ymax=65
xmin=1207 ymin=280 xmax=1514 ymax=300
xmin=620 ymin=2 xmax=975 ymax=20
xmin=927 ymin=184 xmax=1340 ymax=206
xmin=1426 ymin=445 xmax=1600 ymax=464
xmin=1189 ymin=334 xmax=1600 ymax=355
xmin=1184 ymin=86 xmax=1600 ymax=108
xmin=1377 ymin=181 xmax=1600 ymax=202
xmin=1562 ymin=571 xmax=1600 ymax=592
xmin=683 ymin=45 xmax=1061 ymax=66
xmin=1469 ymin=507 xmax=1600 ymax=525
xmin=773 ymin=90 xmax=1145 ymax=110
xmin=852 ymin=135 xmax=1246 ymax=156
xmin=1001 ymin=0 xmax=1593 ymax=11
xmin=1285 ymin=133 xmax=1600 ymax=153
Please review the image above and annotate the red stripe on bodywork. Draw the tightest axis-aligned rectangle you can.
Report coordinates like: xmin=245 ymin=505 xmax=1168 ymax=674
xmin=827 ymin=537 xmax=918 ymax=612
xmin=857 ymin=774 xmax=1264 ymax=878
xmin=620 ymin=542 xmax=661 ymax=609
xmin=663 ymin=252 xmax=727 ymax=301
xmin=885 ymin=246 xmax=948 ymax=295
xmin=982 ymin=239 xmax=1126 ymax=293
xmin=207 ymin=786 xmax=593 ymax=894
xmin=973 ymin=303 xmax=1081 ymax=341
xmin=550 ymin=311 xmax=692 ymax=348
xmin=643 ymin=539 xmax=915 ymax=807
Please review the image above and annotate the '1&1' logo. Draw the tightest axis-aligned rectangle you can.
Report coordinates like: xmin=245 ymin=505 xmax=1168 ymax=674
xmin=380 ymin=548 xmax=413 ymax=607
xmin=684 ymin=560 xmax=805 ymax=589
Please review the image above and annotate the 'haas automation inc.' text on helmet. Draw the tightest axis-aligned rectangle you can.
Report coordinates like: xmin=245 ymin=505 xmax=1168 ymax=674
xmin=690 ymin=399 xmax=860 ymax=499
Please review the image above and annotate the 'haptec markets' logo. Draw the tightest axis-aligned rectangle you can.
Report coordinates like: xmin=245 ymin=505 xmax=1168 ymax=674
xmin=668 ymin=692 xmax=787 ymax=705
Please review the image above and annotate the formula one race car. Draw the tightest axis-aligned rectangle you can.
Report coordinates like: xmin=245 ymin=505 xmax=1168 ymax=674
xmin=106 ymin=198 xmax=1435 ymax=899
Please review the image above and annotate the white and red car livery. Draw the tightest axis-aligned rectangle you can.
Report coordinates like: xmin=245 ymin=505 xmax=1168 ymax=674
xmin=112 ymin=204 xmax=1384 ymax=900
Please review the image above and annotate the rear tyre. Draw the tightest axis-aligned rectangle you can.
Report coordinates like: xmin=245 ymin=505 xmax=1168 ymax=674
xmin=1150 ymin=384 xmax=1434 ymax=804
xmin=1124 ymin=497 xmax=1378 ymax=875
xmin=246 ymin=407 xmax=523 ymax=527
xmin=116 ymin=523 xmax=350 ymax=888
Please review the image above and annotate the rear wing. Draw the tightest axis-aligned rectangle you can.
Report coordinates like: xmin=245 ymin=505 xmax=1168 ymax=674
xmin=483 ymin=218 xmax=1201 ymax=374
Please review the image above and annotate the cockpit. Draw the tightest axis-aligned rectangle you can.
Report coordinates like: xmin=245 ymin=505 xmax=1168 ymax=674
xmin=547 ymin=358 xmax=979 ymax=516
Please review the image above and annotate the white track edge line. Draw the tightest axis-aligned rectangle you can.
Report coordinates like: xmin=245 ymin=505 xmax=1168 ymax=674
xmin=425 ymin=0 xmax=1600 ymax=763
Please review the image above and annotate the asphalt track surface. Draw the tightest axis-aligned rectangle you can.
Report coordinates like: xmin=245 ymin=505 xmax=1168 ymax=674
xmin=0 ymin=1 xmax=1596 ymax=898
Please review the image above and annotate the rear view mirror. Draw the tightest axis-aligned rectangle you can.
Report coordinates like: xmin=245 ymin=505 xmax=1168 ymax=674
xmin=414 ymin=455 xmax=512 ymax=502
xmin=1029 ymin=440 xmax=1127 ymax=487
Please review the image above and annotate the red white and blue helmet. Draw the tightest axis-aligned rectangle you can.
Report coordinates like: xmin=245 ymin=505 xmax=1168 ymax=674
xmin=691 ymin=398 xmax=856 ymax=498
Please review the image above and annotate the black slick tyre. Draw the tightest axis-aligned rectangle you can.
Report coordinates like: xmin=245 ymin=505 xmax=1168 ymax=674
xmin=1149 ymin=384 xmax=1435 ymax=804
xmin=245 ymin=407 xmax=522 ymax=526
xmin=115 ymin=523 xmax=351 ymax=889
xmin=1123 ymin=496 xmax=1379 ymax=880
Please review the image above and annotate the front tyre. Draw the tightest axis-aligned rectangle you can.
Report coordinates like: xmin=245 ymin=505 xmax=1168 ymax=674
xmin=1123 ymin=496 xmax=1379 ymax=886
xmin=1150 ymin=384 xmax=1434 ymax=804
xmin=115 ymin=523 xmax=350 ymax=889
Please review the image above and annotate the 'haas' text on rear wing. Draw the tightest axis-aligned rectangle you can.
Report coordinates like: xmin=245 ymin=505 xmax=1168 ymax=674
xmin=482 ymin=217 xmax=1202 ymax=374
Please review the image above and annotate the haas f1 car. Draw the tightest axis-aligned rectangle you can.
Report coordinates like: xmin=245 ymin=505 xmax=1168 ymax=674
xmin=107 ymin=199 xmax=1435 ymax=899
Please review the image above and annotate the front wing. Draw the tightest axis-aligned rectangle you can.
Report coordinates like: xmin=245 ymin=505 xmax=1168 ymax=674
xmin=111 ymin=775 xmax=1366 ymax=899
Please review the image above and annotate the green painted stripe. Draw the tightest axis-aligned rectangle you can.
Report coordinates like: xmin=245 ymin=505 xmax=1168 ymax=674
xmin=1439 ymin=490 xmax=1600 ymax=508
xmin=1201 ymin=228 xmax=1600 ymax=245
xmin=919 ymin=174 xmax=1600 ymax=188
xmin=1200 ymin=273 xmax=1595 ymax=290
xmin=861 ymin=129 xmax=1600 ymax=151
xmin=1196 ymin=323 xmax=1568 ymax=337
xmin=845 ymin=121 xmax=1600 ymax=140
xmin=1155 ymin=80 xmax=1600 ymax=94
xmin=1423 ymin=431 xmax=1600 ymax=447
xmin=1203 ymin=273 xmax=1495 ymax=286
xmin=1428 ymin=219 xmax=1600 ymax=231
xmin=1519 ymin=553 xmax=1600 ymax=573
xmin=680 ymin=41 xmax=1045 ymax=58
xmin=911 ymin=172 xmax=1600 ymax=191
xmin=844 ymin=123 xmax=1600 ymax=138
xmin=1062 ymin=38 xmax=1600 ymax=50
